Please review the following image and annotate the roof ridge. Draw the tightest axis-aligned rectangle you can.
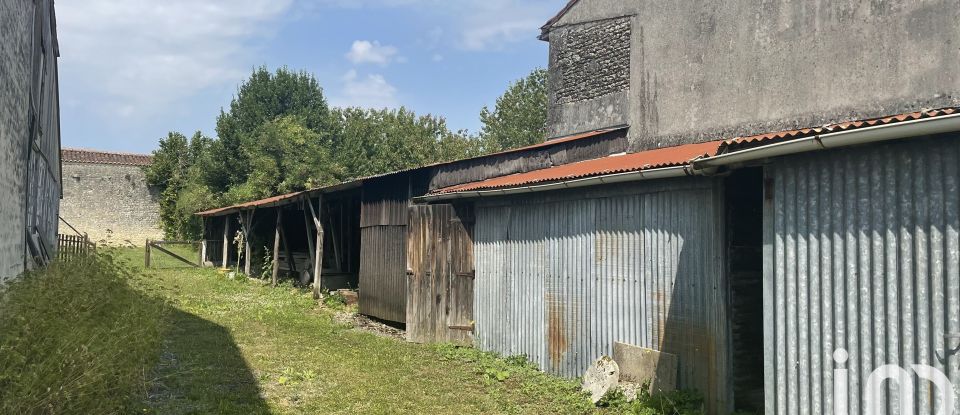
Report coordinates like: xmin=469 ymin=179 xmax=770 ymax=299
xmin=62 ymin=147 xmax=154 ymax=158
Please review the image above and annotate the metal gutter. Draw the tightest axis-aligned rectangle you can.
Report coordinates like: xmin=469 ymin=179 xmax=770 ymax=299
xmin=693 ymin=112 xmax=960 ymax=169
xmin=418 ymin=112 xmax=960 ymax=203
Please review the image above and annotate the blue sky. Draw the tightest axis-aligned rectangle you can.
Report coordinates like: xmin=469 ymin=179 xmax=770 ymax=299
xmin=56 ymin=0 xmax=559 ymax=153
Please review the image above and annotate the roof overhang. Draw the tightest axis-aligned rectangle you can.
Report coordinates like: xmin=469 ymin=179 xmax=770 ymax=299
xmin=417 ymin=108 xmax=960 ymax=202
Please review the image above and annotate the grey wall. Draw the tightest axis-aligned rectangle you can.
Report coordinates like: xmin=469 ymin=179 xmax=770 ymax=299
xmin=473 ymin=178 xmax=730 ymax=412
xmin=544 ymin=0 xmax=960 ymax=151
xmin=765 ymin=135 xmax=960 ymax=415
xmin=0 ymin=0 xmax=61 ymax=280
xmin=60 ymin=163 xmax=162 ymax=245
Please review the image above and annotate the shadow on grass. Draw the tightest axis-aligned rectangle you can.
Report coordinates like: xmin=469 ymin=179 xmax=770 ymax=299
xmin=147 ymin=308 xmax=270 ymax=415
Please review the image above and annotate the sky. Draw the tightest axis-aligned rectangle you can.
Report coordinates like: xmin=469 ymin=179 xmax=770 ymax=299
xmin=55 ymin=0 xmax=560 ymax=153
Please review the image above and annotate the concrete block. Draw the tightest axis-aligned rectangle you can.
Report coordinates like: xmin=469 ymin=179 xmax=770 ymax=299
xmin=612 ymin=341 xmax=678 ymax=394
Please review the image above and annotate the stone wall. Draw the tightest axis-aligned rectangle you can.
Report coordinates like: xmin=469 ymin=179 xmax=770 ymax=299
xmin=552 ymin=17 xmax=630 ymax=105
xmin=0 ymin=0 xmax=34 ymax=279
xmin=60 ymin=162 xmax=164 ymax=245
xmin=543 ymin=0 xmax=960 ymax=150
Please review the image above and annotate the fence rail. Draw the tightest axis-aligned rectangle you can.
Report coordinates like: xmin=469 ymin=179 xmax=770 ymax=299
xmin=57 ymin=234 xmax=96 ymax=261
xmin=145 ymin=239 xmax=201 ymax=268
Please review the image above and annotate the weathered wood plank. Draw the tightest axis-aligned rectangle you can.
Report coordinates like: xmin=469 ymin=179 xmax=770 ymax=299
xmin=272 ymin=209 xmax=282 ymax=286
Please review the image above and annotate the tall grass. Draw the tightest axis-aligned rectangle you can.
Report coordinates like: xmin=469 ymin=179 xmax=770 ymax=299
xmin=0 ymin=252 xmax=168 ymax=414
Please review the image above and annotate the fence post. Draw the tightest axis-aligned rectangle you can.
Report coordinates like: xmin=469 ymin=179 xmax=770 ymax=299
xmin=145 ymin=239 xmax=151 ymax=268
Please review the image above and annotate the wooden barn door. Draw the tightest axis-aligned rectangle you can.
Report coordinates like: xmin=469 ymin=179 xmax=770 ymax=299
xmin=406 ymin=204 xmax=474 ymax=344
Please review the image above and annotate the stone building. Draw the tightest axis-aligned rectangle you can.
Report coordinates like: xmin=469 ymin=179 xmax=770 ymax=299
xmin=60 ymin=149 xmax=164 ymax=245
xmin=0 ymin=0 xmax=63 ymax=280
xmin=543 ymin=0 xmax=960 ymax=148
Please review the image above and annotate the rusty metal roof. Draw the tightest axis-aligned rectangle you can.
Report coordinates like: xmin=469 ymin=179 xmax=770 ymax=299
xmin=195 ymin=180 xmax=363 ymax=217
xmin=434 ymin=140 xmax=723 ymax=194
xmin=433 ymin=107 xmax=960 ymax=195
xmin=62 ymin=148 xmax=153 ymax=166
xmin=721 ymin=108 xmax=959 ymax=152
xmin=195 ymin=128 xmax=625 ymax=217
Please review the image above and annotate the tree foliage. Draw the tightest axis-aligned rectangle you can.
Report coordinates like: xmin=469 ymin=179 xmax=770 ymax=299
xmin=479 ymin=68 xmax=548 ymax=153
xmin=147 ymin=67 xmax=481 ymax=239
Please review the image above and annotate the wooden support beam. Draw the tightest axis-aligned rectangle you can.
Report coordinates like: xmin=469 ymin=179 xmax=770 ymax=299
xmin=279 ymin=214 xmax=296 ymax=274
xmin=272 ymin=209 xmax=282 ymax=286
xmin=200 ymin=218 xmax=207 ymax=266
xmin=242 ymin=211 xmax=253 ymax=276
xmin=150 ymin=243 xmax=200 ymax=268
xmin=303 ymin=204 xmax=316 ymax=271
xmin=311 ymin=195 xmax=325 ymax=299
xmin=222 ymin=216 xmax=230 ymax=269
xmin=144 ymin=239 xmax=151 ymax=268
xmin=329 ymin=204 xmax=342 ymax=271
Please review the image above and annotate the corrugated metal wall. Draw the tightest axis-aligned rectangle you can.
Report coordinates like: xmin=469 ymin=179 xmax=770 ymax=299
xmin=474 ymin=178 xmax=730 ymax=411
xmin=765 ymin=135 xmax=960 ymax=414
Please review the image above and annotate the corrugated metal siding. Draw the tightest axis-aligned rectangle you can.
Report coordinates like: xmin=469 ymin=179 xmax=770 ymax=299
xmin=766 ymin=135 xmax=960 ymax=414
xmin=358 ymin=226 xmax=407 ymax=323
xmin=474 ymin=178 xmax=729 ymax=411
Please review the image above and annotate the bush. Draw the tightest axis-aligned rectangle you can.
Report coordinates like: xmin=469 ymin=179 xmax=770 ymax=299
xmin=0 ymin=252 xmax=168 ymax=414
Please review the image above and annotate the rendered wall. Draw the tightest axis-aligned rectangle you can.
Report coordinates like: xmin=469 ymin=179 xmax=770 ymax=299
xmin=544 ymin=0 xmax=960 ymax=150
xmin=0 ymin=0 xmax=61 ymax=280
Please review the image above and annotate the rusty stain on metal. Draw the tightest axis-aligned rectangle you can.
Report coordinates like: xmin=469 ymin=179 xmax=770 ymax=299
xmin=547 ymin=293 xmax=568 ymax=369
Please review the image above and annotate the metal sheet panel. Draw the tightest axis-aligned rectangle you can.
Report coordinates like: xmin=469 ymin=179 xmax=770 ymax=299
xmin=766 ymin=135 xmax=960 ymax=414
xmin=474 ymin=178 xmax=729 ymax=411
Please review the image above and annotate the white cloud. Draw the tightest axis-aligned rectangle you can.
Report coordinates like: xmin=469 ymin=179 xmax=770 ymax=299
xmin=335 ymin=70 xmax=399 ymax=109
xmin=432 ymin=54 xmax=444 ymax=62
xmin=346 ymin=40 xmax=400 ymax=65
xmin=56 ymin=0 xmax=294 ymax=120
xmin=310 ymin=0 xmax=555 ymax=51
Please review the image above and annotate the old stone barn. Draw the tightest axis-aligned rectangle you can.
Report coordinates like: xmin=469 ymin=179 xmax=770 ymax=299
xmin=60 ymin=149 xmax=163 ymax=245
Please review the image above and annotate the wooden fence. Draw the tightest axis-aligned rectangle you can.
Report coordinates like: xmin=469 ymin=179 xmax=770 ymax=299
xmin=57 ymin=234 xmax=96 ymax=261
xmin=145 ymin=240 xmax=201 ymax=268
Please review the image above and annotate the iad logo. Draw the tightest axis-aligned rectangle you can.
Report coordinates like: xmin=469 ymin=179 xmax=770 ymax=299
xmin=833 ymin=348 xmax=957 ymax=415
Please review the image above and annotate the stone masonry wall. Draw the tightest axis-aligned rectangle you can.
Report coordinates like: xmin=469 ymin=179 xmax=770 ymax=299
xmin=60 ymin=163 xmax=164 ymax=245
xmin=553 ymin=17 xmax=631 ymax=105
xmin=0 ymin=0 xmax=35 ymax=280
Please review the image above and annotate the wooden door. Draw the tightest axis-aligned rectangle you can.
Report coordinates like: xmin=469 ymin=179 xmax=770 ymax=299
xmin=406 ymin=204 xmax=474 ymax=344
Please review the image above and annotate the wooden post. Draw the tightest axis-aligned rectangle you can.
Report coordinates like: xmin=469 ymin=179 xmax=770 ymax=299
xmin=272 ymin=208 xmax=282 ymax=286
xmin=303 ymin=205 xmax=316 ymax=272
xmin=200 ymin=218 xmax=207 ymax=266
xmin=309 ymin=195 xmax=325 ymax=299
xmin=242 ymin=212 xmax=252 ymax=276
xmin=222 ymin=216 xmax=230 ymax=269
xmin=144 ymin=239 xmax=151 ymax=268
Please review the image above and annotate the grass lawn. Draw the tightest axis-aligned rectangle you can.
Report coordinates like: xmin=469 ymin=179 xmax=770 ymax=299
xmin=115 ymin=248 xmax=599 ymax=414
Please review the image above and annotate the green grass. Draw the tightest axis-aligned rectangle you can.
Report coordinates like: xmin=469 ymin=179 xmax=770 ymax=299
xmin=0 ymin=251 xmax=168 ymax=414
xmin=118 ymin=245 xmax=598 ymax=414
xmin=0 ymin=247 xmax=703 ymax=414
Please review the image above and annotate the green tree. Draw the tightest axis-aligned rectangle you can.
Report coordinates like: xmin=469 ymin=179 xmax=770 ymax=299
xmin=210 ymin=66 xmax=331 ymax=193
xmin=479 ymin=68 xmax=548 ymax=153
xmin=330 ymin=107 xmax=481 ymax=179
xmin=146 ymin=131 xmax=214 ymax=239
